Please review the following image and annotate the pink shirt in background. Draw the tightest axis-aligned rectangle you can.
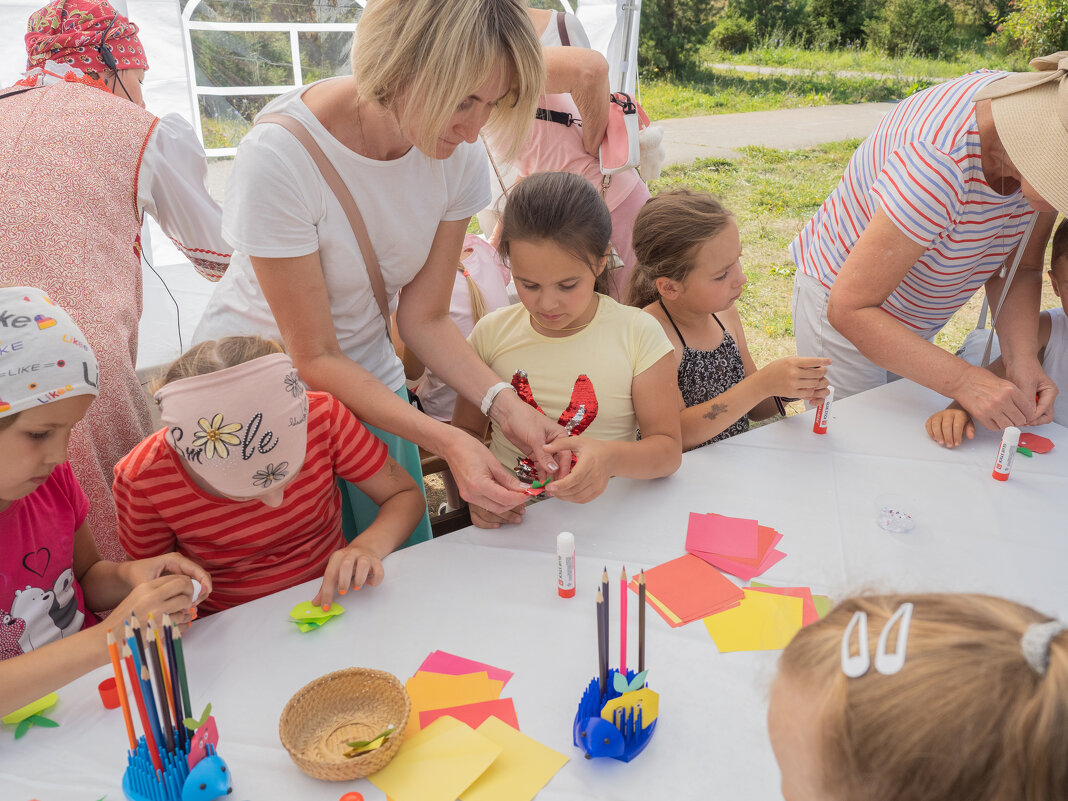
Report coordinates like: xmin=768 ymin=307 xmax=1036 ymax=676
xmin=0 ymin=463 xmax=96 ymax=660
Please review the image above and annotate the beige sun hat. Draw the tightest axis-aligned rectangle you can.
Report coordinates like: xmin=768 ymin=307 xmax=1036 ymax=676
xmin=974 ymin=52 xmax=1068 ymax=216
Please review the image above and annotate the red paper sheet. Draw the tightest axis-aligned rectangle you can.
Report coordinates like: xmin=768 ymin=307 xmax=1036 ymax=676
xmin=1019 ymin=432 xmax=1054 ymax=453
xmin=419 ymin=698 xmax=519 ymax=731
xmin=417 ymin=651 xmax=513 ymax=686
xmin=629 ymin=554 xmax=744 ymax=626
xmin=686 ymin=513 xmax=759 ymax=559
xmin=688 ymin=525 xmax=785 ymax=580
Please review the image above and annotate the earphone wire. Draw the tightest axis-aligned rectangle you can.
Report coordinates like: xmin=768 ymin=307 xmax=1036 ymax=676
xmin=96 ymin=6 xmax=133 ymax=103
xmin=140 ymin=245 xmax=184 ymax=378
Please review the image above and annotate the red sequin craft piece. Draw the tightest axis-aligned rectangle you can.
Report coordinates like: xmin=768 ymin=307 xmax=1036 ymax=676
xmin=511 ymin=371 xmax=599 ymax=482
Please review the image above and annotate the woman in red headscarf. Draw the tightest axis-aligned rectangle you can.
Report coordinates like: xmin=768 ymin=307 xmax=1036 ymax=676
xmin=0 ymin=0 xmax=230 ymax=561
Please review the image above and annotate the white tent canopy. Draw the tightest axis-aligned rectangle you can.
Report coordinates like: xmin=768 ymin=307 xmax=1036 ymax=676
xmin=0 ymin=0 xmax=641 ymax=376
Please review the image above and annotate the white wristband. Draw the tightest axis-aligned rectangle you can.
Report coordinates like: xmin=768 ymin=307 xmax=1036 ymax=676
xmin=480 ymin=381 xmax=516 ymax=416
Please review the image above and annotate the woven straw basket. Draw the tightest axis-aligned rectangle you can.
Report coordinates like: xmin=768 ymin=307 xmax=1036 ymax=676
xmin=279 ymin=667 xmax=410 ymax=781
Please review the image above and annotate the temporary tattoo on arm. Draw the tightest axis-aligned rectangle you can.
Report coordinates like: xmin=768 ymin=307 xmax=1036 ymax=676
xmin=702 ymin=403 xmax=729 ymax=422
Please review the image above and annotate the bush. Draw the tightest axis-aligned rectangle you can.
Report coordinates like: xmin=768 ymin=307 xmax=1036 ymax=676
xmin=709 ymin=14 xmax=757 ymax=53
xmin=725 ymin=0 xmax=810 ymax=38
xmin=867 ymin=0 xmax=957 ymax=56
xmin=638 ymin=0 xmax=718 ymax=75
xmin=991 ymin=0 xmax=1068 ymax=59
xmin=808 ymin=0 xmax=874 ymax=46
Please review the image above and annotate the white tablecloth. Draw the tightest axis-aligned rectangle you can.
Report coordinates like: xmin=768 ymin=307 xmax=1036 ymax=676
xmin=2 ymin=380 xmax=1065 ymax=800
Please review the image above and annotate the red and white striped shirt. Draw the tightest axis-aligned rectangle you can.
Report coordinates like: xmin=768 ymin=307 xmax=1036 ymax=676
xmin=114 ymin=392 xmax=387 ymax=614
xmin=791 ymin=71 xmax=1036 ymax=337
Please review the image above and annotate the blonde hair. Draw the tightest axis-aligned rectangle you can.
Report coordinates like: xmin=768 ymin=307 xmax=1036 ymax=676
xmin=153 ymin=336 xmax=286 ymax=392
xmin=458 ymin=261 xmax=489 ymax=322
xmin=627 ymin=190 xmax=734 ymax=308
xmin=779 ymin=593 xmax=1068 ymax=801
xmin=351 ymin=0 xmax=543 ymax=159
xmin=498 ymin=171 xmax=612 ymax=294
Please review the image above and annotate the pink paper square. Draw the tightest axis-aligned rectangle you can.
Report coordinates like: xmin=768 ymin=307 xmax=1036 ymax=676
xmin=417 ymin=651 xmax=513 ymax=687
xmin=686 ymin=513 xmax=759 ymax=559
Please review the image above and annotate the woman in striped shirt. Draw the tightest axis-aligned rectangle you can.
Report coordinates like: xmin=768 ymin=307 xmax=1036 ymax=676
xmin=791 ymin=54 xmax=1068 ymax=431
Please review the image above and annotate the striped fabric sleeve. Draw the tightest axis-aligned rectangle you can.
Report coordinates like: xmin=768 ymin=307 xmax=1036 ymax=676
xmin=870 ymin=141 xmax=966 ymax=247
xmin=327 ymin=395 xmax=389 ymax=484
xmin=113 ymin=441 xmax=179 ymax=560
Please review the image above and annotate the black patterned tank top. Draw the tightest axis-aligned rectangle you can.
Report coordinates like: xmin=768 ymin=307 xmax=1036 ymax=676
xmin=660 ymin=299 xmax=749 ymax=446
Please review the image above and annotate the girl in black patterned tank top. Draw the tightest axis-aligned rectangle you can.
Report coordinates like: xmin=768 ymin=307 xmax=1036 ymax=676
xmin=627 ymin=190 xmax=831 ymax=450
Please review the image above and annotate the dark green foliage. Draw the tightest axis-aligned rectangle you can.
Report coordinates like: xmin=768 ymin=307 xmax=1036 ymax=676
xmin=726 ymin=0 xmax=810 ymax=37
xmin=867 ymin=0 xmax=958 ymax=56
xmin=808 ymin=0 xmax=873 ymax=46
xmin=991 ymin=0 xmax=1068 ymax=58
xmin=638 ymin=0 xmax=719 ymax=75
xmin=709 ymin=14 xmax=758 ymax=53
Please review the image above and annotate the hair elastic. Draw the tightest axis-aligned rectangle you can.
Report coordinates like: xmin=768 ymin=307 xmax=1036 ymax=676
xmin=1021 ymin=620 xmax=1065 ymax=675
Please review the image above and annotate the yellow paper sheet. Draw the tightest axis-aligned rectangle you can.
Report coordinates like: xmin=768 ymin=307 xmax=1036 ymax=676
xmin=703 ymin=589 xmax=804 ymax=652
xmin=599 ymin=687 xmax=659 ymax=729
xmin=404 ymin=671 xmax=505 ymax=738
xmin=459 ymin=716 xmax=569 ymax=801
xmin=370 ymin=716 xmax=502 ymax=801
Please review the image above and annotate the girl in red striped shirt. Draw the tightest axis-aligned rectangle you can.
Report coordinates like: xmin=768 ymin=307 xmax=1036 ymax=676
xmin=114 ymin=336 xmax=424 ymax=614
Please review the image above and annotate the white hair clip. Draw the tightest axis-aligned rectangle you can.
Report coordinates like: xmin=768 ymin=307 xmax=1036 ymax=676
xmin=1021 ymin=620 xmax=1066 ymax=675
xmin=874 ymin=602 xmax=914 ymax=675
xmin=841 ymin=610 xmax=871 ymax=678
xmin=841 ymin=602 xmax=914 ymax=678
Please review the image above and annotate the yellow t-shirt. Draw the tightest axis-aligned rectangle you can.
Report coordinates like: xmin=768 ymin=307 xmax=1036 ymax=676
xmin=468 ymin=295 xmax=674 ymax=471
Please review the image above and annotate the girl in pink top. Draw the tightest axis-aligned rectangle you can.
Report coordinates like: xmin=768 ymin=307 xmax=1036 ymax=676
xmin=0 ymin=287 xmax=207 ymax=718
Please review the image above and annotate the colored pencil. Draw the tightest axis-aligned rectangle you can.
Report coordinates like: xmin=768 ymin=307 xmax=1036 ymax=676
xmin=638 ymin=571 xmax=646 ymax=673
xmin=123 ymin=642 xmax=163 ymax=774
xmin=107 ymin=628 xmax=137 ymax=752
xmin=149 ymin=616 xmax=178 ymax=741
xmin=595 ymin=588 xmax=607 ymax=697
xmin=129 ymin=619 xmax=166 ymax=761
xmin=144 ymin=621 xmax=175 ymax=753
xmin=172 ymin=620 xmax=193 ymax=724
xmin=619 ymin=566 xmax=628 ymax=677
xmin=161 ymin=614 xmax=185 ymax=748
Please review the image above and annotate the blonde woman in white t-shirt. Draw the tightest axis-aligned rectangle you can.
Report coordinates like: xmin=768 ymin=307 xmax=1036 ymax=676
xmin=195 ymin=0 xmax=580 ymax=544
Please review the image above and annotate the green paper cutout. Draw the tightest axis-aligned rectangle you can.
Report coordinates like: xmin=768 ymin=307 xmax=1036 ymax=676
xmin=531 ymin=477 xmax=553 ymax=489
xmin=345 ymin=725 xmax=395 ymax=756
xmin=14 ymin=719 xmax=30 ymax=740
xmin=289 ymin=601 xmax=345 ymax=623
xmin=183 ymin=702 xmax=212 ymax=732
xmin=812 ymin=595 xmax=833 ymax=619
xmin=1017 ymin=446 xmax=1033 ymax=457
xmin=612 ymin=670 xmax=648 ymax=693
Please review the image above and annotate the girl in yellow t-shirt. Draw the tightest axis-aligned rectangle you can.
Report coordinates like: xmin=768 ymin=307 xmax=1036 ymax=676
xmin=452 ymin=172 xmax=681 ymax=528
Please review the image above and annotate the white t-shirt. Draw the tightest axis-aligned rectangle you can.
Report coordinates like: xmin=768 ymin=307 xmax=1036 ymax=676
xmin=194 ymin=79 xmax=491 ymax=391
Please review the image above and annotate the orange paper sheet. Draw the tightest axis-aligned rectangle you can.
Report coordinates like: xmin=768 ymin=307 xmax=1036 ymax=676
xmin=420 ymin=698 xmax=519 ymax=732
xmin=404 ymin=671 xmax=505 ymax=739
xmin=629 ymin=554 xmax=744 ymax=626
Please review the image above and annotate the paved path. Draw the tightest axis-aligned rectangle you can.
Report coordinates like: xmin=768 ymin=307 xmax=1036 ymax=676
xmin=657 ymin=102 xmax=898 ymax=166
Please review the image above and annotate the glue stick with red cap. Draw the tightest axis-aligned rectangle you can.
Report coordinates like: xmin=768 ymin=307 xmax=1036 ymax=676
xmin=813 ymin=386 xmax=835 ymax=435
xmin=992 ymin=426 xmax=1021 ymax=481
xmin=557 ymin=531 xmax=576 ymax=598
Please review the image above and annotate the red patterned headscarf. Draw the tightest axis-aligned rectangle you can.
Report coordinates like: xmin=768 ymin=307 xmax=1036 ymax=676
xmin=25 ymin=0 xmax=148 ymax=73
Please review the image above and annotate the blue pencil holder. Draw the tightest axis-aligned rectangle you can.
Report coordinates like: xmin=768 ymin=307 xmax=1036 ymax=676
xmin=122 ymin=738 xmax=232 ymax=801
xmin=572 ymin=668 xmax=657 ymax=762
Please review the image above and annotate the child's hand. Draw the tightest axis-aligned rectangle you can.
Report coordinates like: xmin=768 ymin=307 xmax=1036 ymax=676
xmin=104 ymin=575 xmax=199 ymax=629
xmin=925 ymin=407 xmax=975 ymax=448
xmin=311 ymin=544 xmax=386 ymax=609
xmin=469 ymin=499 xmax=525 ymax=529
xmin=760 ymin=357 xmax=831 ymax=401
xmin=544 ymin=436 xmax=611 ymax=504
xmin=123 ymin=554 xmax=212 ymax=606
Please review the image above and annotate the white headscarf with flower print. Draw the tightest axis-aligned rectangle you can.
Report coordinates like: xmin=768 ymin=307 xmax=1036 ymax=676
xmin=155 ymin=353 xmax=309 ymax=508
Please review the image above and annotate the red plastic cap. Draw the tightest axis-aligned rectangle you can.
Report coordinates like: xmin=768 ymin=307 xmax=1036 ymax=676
xmin=991 ymin=470 xmax=1008 ymax=481
xmin=98 ymin=677 xmax=120 ymax=709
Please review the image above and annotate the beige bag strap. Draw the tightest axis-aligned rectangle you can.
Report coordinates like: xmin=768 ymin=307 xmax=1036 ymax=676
xmin=256 ymin=111 xmax=391 ymax=341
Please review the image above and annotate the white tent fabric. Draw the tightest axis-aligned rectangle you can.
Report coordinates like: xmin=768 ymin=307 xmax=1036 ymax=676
xmin=0 ymin=0 xmax=641 ymax=376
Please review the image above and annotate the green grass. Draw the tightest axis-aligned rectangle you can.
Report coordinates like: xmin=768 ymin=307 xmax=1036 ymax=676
xmin=651 ymin=142 xmax=1059 ymax=368
xmin=640 ymin=68 xmax=923 ymax=119
xmin=700 ymin=41 xmax=1031 ymax=77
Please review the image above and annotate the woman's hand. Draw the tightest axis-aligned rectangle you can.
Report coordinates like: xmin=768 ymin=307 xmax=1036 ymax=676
xmin=952 ymin=365 xmax=1036 ymax=430
xmin=758 ymin=357 xmax=831 ymax=402
xmin=925 ymin=406 xmax=975 ymax=448
xmin=1005 ymin=360 xmax=1058 ymax=425
xmin=312 ymin=544 xmax=385 ymax=609
xmin=441 ymin=426 xmax=532 ymax=514
xmin=544 ymin=436 xmax=611 ymax=504
xmin=491 ymin=391 xmax=573 ymax=482
xmin=469 ymin=499 xmax=525 ymax=529
xmin=121 ymin=553 xmax=212 ymax=605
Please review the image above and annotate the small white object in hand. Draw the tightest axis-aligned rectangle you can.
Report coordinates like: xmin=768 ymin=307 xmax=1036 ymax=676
xmin=191 ymin=579 xmax=203 ymax=605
